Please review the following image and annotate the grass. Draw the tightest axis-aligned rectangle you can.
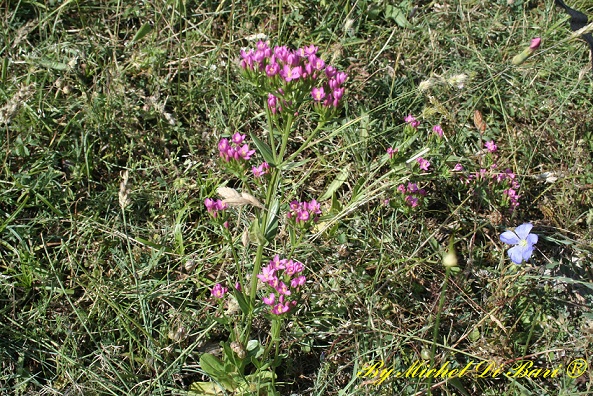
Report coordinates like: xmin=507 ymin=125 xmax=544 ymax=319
xmin=1 ymin=0 xmax=592 ymax=395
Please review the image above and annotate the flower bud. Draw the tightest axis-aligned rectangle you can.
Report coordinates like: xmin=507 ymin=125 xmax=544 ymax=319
xmin=529 ymin=37 xmax=541 ymax=50
xmin=442 ymin=251 xmax=458 ymax=268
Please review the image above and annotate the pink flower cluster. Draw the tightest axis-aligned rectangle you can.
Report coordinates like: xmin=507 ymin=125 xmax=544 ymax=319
xmin=464 ymin=166 xmax=521 ymax=209
xmin=405 ymin=114 xmax=420 ymax=128
xmin=417 ymin=157 xmax=431 ymax=171
xmin=485 ymin=140 xmax=497 ymax=153
xmin=240 ymin=41 xmax=348 ymax=112
xmin=211 ymin=283 xmax=228 ymax=299
xmin=387 ymin=147 xmax=398 ymax=159
xmin=258 ymin=255 xmax=306 ymax=315
xmin=252 ymin=162 xmax=270 ymax=178
xmin=218 ymin=132 xmax=256 ymax=162
xmin=286 ymin=199 xmax=322 ymax=224
xmin=397 ymin=182 xmax=427 ymax=208
xmin=204 ymin=198 xmax=227 ymax=218
xmin=432 ymin=125 xmax=443 ymax=138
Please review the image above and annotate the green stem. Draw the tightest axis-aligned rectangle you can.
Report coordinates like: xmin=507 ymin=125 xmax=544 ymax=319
xmin=277 ymin=113 xmax=294 ymax=162
xmin=266 ymin=317 xmax=282 ymax=389
xmin=244 ymin=113 xmax=295 ymax=343
xmin=427 ymin=267 xmax=450 ymax=395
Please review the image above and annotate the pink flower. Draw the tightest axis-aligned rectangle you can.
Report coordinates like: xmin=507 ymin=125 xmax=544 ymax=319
xmin=485 ymin=140 xmax=497 ymax=153
xmin=306 ymin=199 xmax=321 ymax=214
xmin=387 ymin=147 xmax=397 ymax=158
xmin=257 ymin=265 xmax=277 ymax=284
xmin=334 ymin=71 xmax=348 ymax=85
xmin=289 ymin=200 xmax=300 ymax=211
xmin=332 ymin=88 xmax=344 ymax=101
xmin=218 ymin=138 xmax=231 ymax=161
xmin=285 ymin=260 xmax=304 ymax=276
xmin=325 ymin=65 xmax=337 ymax=78
xmin=417 ymin=157 xmax=431 ymax=171
xmin=275 ymin=281 xmax=291 ymax=296
xmin=309 ymin=55 xmax=325 ymax=70
xmin=286 ymin=53 xmax=300 ymax=66
xmin=280 ymin=65 xmax=301 ymax=82
xmin=405 ymin=195 xmax=419 ymax=207
xmin=297 ymin=209 xmax=310 ymax=222
xmin=311 ymin=86 xmax=326 ymax=101
xmin=503 ymin=188 xmax=520 ymax=208
xmin=407 ymin=182 xmax=419 ymax=193
xmin=453 ymin=163 xmax=463 ymax=171
xmin=274 ymin=46 xmax=289 ymax=62
xmin=256 ymin=40 xmax=269 ymax=51
xmin=211 ymin=283 xmax=228 ymax=299
xmin=263 ymin=293 xmax=275 ymax=306
xmin=265 ymin=62 xmax=280 ymax=77
xmin=252 ymin=162 xmax=270 ymax=178
xmin=303 ymin=44 xmax=318 ymax=56
xmin=269 ymin=255 xmax=285 ymax=270
xmin=237 ymin=144 xmax=256 ymax=160
xmin=404 ymin=114 xmax=420 ymax=128
xmin=267 ymin=93 xmax=280 ymax=114
xmin=240 ymin=49 xmax=255 ymax=69
xmin=204 ymin=198 xmax=226 ymax=218
xmin=432 ymin=125 xmax=443 ymax=138
xmin=271 ymin=302 xmax=290 ymax=315
xmin=397 ymin=184 xmax=406 ymax=194
xmin=232 ymin=132 xmax=245 ymax=145
xmin=291 ymin=275 xmax=306 ymax=288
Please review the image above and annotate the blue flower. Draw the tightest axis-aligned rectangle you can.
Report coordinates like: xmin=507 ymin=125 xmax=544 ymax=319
xmin=499 ymin=223 xmax=538 ymax=264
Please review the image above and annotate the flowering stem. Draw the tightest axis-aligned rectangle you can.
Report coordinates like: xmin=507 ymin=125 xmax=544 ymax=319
xmin=245 ymin=113 xmax=294 ymax=342
xmin=277 ymin=113 xmax=294 ymax=163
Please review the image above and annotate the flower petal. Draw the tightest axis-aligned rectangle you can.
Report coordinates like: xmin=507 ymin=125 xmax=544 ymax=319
xmin=522 ymin=245 xmax=534 ymax=262
xmin=507 ymin=245 xmax=525 ymax=264
xmin=527 ymin=233 xmax=538 ymax=245
xmin=515 ymin=223 xmax=533 ymax=239
xmin=500 ymin=231 xmax=520 ymax=245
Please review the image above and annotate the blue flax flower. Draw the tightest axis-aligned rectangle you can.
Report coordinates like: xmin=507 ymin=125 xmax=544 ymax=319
xmin=499 ymin=223 xmax=538 ymax=264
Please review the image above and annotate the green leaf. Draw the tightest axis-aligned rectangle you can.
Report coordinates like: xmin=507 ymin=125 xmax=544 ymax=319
xmin=448 ymin=377 xmax=471 ymax=396
xmin=188 ymin=381 xmax=225 ymax=395
xmin=38 ymin=58 xmax=69 ymax=70
xmin=264 ymin=199 xmax=279 ymax=242
xmin=249 ymin=217 xmax=266 ymax=245
xmin=319 ymin=165 xmax=350 ymax=201
xmin=131 ymin=23 xmax=153 ymax=43
xmin=234 ymin=289 xmax=250 ymax=315
xmin=385 ymin=4 xmax=412 ymax=28
xmin=331 ymin=193 xmax=342 ymax=213
xmin=246 ymin=340 xmax=264 ymax=359
xmin=250 ymin=133 xmax=275 ymax=166
xmin=199 ymin=353 xmax=236 ymax=391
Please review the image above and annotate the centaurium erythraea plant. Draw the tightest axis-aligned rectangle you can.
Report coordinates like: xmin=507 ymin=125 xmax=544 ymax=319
xmin=204 ymin=198 xmax=227 ymax=218
xmin=395 ymin=182 xmax=427 ymax=209
xmin=257 ymin=255 xmax=306 ymax=315
xmin=218 ymin=132 xmax=256 ymax=162
xmin=404 ymin=114 xmax=420 ymax=128
xmin=460 ymin=166 xmax=521 ymax=210
xmin=286 ymin=199 xmax=322 ymax=226
xmin=239 ymin=41 xmax=348 ymax=118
